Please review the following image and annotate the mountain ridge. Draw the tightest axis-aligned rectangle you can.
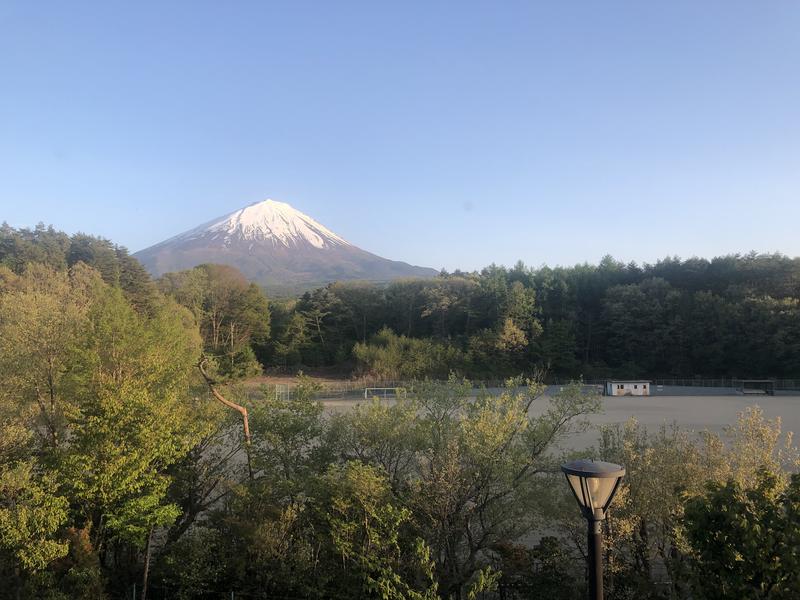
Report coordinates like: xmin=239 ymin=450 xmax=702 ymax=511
xmin=134 ymin=199 xmax=438 ymax=290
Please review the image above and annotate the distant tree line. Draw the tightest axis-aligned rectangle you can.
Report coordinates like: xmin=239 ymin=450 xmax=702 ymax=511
xmin=265 ymin=255 xmax=800 ymax=380
xmin=1 ymin=222 xmax=162 ymax=311
xmin=4 ymin=223 xmax=800 ymax=380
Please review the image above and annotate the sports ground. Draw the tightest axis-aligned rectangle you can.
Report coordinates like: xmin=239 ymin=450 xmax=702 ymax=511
xmin=319 ymin=385 xmax=800 ymax=451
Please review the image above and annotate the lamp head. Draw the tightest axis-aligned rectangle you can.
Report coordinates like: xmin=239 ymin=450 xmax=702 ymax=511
xmin=561 ymin=459 xmax=625 ymax=521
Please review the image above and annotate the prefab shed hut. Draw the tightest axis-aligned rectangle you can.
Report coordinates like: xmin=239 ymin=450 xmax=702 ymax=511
xmin=605 ymin=380 xmax=651 ymax=396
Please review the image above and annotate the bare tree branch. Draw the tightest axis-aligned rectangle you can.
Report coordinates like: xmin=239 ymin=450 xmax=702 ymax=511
xmin=197 ymin=355 xmax=253 ymax=480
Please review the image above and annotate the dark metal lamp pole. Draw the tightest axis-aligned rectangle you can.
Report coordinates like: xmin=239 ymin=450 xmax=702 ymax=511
xmin=561 ymin=459 xmax=626 ymax=600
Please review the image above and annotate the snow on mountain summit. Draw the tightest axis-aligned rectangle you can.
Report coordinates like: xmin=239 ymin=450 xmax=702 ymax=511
xmin=190 ymin=199 xmax=351 ymax=249
xmin=134 ymin=198 xmax=438 ymax=289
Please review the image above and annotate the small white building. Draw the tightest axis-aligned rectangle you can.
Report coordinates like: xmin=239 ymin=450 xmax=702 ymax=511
xmin=606 ymin=380 xmax=651 ymax=396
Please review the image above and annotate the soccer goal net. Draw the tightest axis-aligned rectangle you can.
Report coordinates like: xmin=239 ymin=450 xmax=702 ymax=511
xmin=735 ymin=380 xmax=775 ymax=396
xmin=364 ymin=387 xmax=407 ymax=400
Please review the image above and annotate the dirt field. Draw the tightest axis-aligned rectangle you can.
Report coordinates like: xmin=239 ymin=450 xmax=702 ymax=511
xmin=247 ymin=374 xmax=800 ymax=451
xmin=320 ymin=389 xmax=800 ymax=451
xmin=559 ymin=393 xmax=800 ymax=450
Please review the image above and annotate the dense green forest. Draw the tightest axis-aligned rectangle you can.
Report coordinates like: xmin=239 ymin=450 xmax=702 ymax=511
xmin=1 ymin=223 xmax=800 ymax=598
xmin=263 ymin=254 xmax=800 ymax=380
xmin=5 ymin=223 xmax=799 ymax=381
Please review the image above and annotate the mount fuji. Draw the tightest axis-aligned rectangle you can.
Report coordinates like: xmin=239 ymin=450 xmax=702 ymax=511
xmin=133 ymin=200 xmax=438 ymax=291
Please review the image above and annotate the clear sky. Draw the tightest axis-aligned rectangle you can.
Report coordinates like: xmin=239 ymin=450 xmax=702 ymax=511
xmin=1 ymin=1 xmax=799 ymax=272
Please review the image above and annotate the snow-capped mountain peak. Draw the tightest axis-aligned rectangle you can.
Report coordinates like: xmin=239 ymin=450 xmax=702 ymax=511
xmin=199 ymin=199 xmax=351 ymax=249
xmin=134 ymin=197 xmax=438 ymax=290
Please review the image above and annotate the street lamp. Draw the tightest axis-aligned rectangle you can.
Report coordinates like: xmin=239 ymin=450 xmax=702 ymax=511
xmin=561 ymin=459 xmax=626 ymax=600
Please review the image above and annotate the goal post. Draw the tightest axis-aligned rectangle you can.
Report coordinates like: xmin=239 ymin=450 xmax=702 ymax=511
xmin=363 ymin=387 xmax=407 ymax=400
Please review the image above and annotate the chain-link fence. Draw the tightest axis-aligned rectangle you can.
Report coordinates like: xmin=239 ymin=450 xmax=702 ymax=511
xmin=257 ymin=377 xmax=800 ymax=403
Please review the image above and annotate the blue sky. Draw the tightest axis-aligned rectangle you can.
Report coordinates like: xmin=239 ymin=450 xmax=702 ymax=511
xmin=1 ymin=1 xmax=799 ymax=272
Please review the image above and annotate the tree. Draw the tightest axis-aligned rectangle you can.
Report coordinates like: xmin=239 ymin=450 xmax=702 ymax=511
xmin=590 ymin=407 xmax=800 ymax=599
xmin=53 ymin=279 xmax=207 ymax=600
xmin=539 ymin=319 xmax=579 ymax=376
xmin=0 ymin=263 xmax=207 ymax=597
xmin=297 ymin=286 xmax=343 ymax=361
xmin=353 ymin=328 xmax=466 ymax=380
xmin=0 ymin=420 xmax=69 ymax=596
xmin=159 ymin=264 xmax=271 ymax=378
xmin=493 ymin=536 xmax=583 ymax=600
xmin=66 ymin=234 xmax=121 ymax=286
xmin=0 ymin=223 xmax=70 ymax=273
xmin=327 ymin=395 xmax=423 ymax=491
xmin=330 ymin=281 xmax=386 ymax=344
xmin=0 ymin=263 xmax=95 ymax=449
xmin=420 ymin=278 xmax=477 ymax=338
xmin=594 ymin=420 xmax=714 ymax=598
xmin=272 ymin=309 xmax=311 ymax=367
xmin=250 ymin=375 xmax=325 ymax=491
xmin=323 ymin=461 xmax=439 ymax=600
xmin=683 ymin=472 xmax=800 ymax=599
xmin=333 ymin=377 xmax=601 ymax=598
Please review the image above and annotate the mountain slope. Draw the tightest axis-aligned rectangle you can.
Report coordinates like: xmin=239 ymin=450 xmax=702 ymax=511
xmin=134 ymin=200 xmax=438 ymax=289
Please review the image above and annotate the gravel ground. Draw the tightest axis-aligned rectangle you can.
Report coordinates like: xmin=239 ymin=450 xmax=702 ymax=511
xmin=320 ymin=387 xmax=800 ymax=451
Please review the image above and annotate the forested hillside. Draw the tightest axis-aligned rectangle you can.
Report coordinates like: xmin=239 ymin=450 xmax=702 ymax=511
xmin=0 ymin=223 xmax=159 ymax=313
xmin=263 ymin=255 xmax=800 ymax=380
xmin=4 ymin=224 xmax=799 ymax=380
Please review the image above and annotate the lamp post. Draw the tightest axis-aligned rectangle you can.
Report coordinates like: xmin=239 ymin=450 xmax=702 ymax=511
xmin=561 ymin=459 xmax=626 ymax=600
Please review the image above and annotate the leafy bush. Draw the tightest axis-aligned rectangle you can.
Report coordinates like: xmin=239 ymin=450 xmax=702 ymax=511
xmin=353 ymin=327 xmax=466 ymax=379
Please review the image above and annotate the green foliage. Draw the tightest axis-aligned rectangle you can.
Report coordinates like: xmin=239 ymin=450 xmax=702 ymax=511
xmin=5 ymin=223 xmax=800 ymax=378
xmin=251 ymin=374 xmax=325 ymax=489
xmin=0 ymin=451 xmax=68 ymax=573
xmin=52 ymin=527 xmax=108 ymax=600
xmin=265 ymin=253 xmax=800 ymax=379
xmin=156 ymin=528 xmax=226 ymax=600
xmin=268 ymin=302 xmax=310 ymax=367
xmin=159 ymin=263 xmax=271 ymax=379
xmin=0 ymin=223 xmax=159 ymax=315
xmin=0 ymin=263 xmax=95 ymax=446
xmin=354 ymin=327 xmax=466 ymax=379
xmin=0 ymin=466 xmax=66 ymax=572
xmin=324 ymin=461 xmax=439 ymax=600
xmin=219 ymin=344 xmax=263 ymax=379
xmin=539 ymin=319 xmax=580 ymax=375
xmin=465 ymin=566 xmax=500 ymax=600
xmin=493 ymin=537 xmax=582 ymax=599
xmin=332 ymin=376 xmax=600 ymax=597
xmin=588 ymin=407 xmax=800 ymax=599
xmin=57 ymin=281 xmax=203 ymax=545
xmin=0 ymin=223 xmax=70 ymax=272
xmin=0 ymin=260 xmax=207 ymax=597
xmin=328 ymin=395 xmax=424 ymax=489
xmin=684 ymin=472 xmax=800 ymax=599
xmin=4 ymin=223 xmax=800 ymax=598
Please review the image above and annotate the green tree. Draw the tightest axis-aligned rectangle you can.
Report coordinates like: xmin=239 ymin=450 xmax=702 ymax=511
xmin=592 ymin=407 xmax=800 ymax=599
xmin=539 ymin=319 xmax=579 ymax=376
xmin=684 ymin=472 xmax=800 ymax=599
xmin=334 ymin=377 xmax=600 ymax=598
xmin=0 ymin=421 xmax=69 ymax=596
xmin=250 ymin=375 xmax=326 ymax=492
xmin=0 ymin=263 xmax=207 ymax=597
xmin=159 ymin=264 xmax=271 ymax=378
xmin=493 ymin=537 xmax=582 ymax=600
xmin=353 ymin=328 xmax=466 ymax=380
xmin=323 ymin=461 xmax=439 ymax=600
xmin=0 ymin=263 xmax=96 ymax=448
